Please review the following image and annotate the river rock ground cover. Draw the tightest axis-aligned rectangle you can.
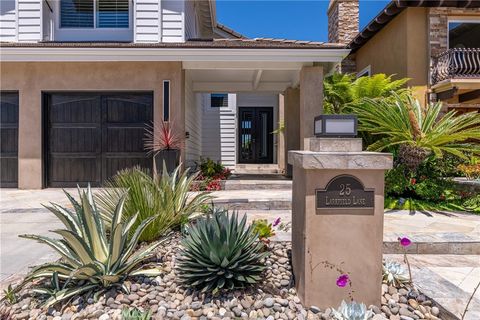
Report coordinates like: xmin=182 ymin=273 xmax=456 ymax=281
xmin=1 ymin=233 xmax=444 ymax=320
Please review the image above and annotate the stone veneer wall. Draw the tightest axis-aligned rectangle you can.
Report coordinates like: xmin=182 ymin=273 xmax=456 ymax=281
xmin=429 ymin=7 xmax=480 ymax=57
xmin=328 ymin=0 xmax=359 ymax=74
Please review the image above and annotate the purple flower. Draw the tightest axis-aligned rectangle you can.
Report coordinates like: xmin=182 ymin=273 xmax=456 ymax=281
xmin=336 ymin=274 xmax=349 ymax=288
xmin=398 ymin=237 xmax=412 ymax=247
xmin=272 ymin=217 xmax=281 ymax=227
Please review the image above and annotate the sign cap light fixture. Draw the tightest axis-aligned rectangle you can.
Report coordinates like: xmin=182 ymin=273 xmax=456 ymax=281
xmin=314 ymin=114 xmax=358 ymax=138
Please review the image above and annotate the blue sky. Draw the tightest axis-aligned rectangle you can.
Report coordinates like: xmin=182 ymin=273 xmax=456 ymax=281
xmin=216 ymin=0 xmax=390 ymax=42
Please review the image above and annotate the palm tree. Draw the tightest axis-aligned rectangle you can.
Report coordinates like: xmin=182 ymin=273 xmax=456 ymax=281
xmin=353 ymin=93 xmax=480 ymax=172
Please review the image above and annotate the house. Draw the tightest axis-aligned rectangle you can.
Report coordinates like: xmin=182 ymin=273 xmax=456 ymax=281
xmin=0 ymin=0 xmax=349 ymax=189
xmin=328 ymin=0 xmax=480 ymax=112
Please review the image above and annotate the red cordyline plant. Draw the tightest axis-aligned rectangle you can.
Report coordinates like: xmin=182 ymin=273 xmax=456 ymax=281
xmin=144 ymin=120 xmax=183 ymax=154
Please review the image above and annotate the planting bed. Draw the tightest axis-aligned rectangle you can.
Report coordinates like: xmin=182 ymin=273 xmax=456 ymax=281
xmin=1 ymin=234 xmax=446 ymax=320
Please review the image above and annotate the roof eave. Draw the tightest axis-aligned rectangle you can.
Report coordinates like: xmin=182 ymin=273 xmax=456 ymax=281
xmin=0 ymin=47 xmax=351 ymax=63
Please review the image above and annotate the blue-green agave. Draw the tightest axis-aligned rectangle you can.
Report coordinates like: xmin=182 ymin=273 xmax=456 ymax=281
xmin=17 ymin=186 xmax=164 ymax=307
xmin=176 ymin=210 xmax=268 ymax=294
xmin=331 ymin=300 xmax=374 ymax=320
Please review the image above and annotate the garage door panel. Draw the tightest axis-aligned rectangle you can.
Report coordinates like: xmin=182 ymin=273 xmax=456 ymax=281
xmin=50 ymin=95 xmax=101 ymax=124
xmin=46 ymin=92 xmax=152 ymax=187
xmin=105 ymin=95 xmax=153 ymax=123
xmin=105 ymin=127 xmax=146 ymax=153
xmin=0 ymin=128 xmax=18 ymax=153
xmin=0 ymin=92 xmax=18 ymax=188
xmin=49 ymin=127 xmax=100 ymax=153
xmin=0 ymin=158 xmax=18 ymax=186
xmin=49 ymin=157 xmax=101 ymax=187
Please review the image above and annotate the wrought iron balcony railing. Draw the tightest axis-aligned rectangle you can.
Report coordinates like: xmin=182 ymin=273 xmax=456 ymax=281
xmin=431 ymin=48 xmax=480 ymax=85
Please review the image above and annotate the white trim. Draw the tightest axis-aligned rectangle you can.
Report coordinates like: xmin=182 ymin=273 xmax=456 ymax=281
xmin=15 ymin=0 xmax=18 ymax=42
xmin=163 ymin=80 xmax=170 ymax=121
xmin=0 ymin=47 xmax=350 ymax=62
xmin=158 ymin=0 xmax=162 ymax=43
xmin=357 ymin=65 xmax=371 ymax=78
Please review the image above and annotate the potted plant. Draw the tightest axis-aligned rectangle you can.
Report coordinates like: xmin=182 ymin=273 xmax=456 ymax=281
xmin=144 ymin=120 xmax=182 ymax=176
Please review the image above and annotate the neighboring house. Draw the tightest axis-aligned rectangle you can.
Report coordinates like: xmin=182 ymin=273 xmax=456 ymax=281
xmin=328 ymin=0 xmax=480 ymax=112
xmin=0 ymin=0 xmax=349 ymax=189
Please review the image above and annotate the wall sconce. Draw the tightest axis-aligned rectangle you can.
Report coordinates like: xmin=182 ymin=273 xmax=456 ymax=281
xmin=314 ymin=115 xmax=357 ymax=138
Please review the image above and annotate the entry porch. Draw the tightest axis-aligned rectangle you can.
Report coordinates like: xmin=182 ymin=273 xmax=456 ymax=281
xmin=183 ymin=61 xmax=334 ymax=175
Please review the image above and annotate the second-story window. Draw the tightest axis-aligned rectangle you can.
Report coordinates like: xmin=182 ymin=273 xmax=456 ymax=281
xmin=61 ymin=0 xmax=94 ymax=28
xmin=449 ymin=21 xmax=480 ymax=49
xmin=60 ymin=0 xmax=129 ymax=29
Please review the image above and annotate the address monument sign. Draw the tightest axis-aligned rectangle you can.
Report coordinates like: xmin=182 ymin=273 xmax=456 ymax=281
xmin=288 ymin=137 xmax=393 ymax=309
xmin=316 ymin=175 xmax=374 ymax=214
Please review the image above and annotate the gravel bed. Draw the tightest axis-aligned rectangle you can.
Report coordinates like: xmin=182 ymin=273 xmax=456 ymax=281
xmin=1 ymin=234 xmax=444 ymax=320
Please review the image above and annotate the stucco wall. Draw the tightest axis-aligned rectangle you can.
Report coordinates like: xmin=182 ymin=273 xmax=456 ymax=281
xmin=0 ymin=61 xmax=184 ymax=189
xmin=355 ymin=8 xmax=428 ymax=85
xmin=355 ymin=8 xmax=429 ymax=102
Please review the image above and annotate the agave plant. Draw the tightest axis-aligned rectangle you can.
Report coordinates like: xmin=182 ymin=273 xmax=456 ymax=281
xmin=96 ymin=165 xmax=211 ymax=242
xmin=177 ymin=210 xmax=268 ymax=294
xmin=17 ymin=187 xmax=163 ymax=307
xmin=354 ymin=93 xmax=480 ymax=172
xmin=331 ymin=300 xmax=374 ymax=320
xmin=382 ymin=261 xmax=410 ymax=287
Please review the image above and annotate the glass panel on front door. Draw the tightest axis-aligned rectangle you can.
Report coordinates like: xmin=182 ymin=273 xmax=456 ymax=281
xmin=238 ymin=107 xmax=273 ymax=164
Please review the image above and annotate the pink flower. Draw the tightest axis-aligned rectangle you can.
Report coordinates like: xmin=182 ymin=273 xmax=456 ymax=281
xmin=336 ymin=274 xmax=349 ymax=288
xmin=398 ymin=237 xmax=412 ymax=247
xmin=273 ymin=217 xmax=281 ymax=227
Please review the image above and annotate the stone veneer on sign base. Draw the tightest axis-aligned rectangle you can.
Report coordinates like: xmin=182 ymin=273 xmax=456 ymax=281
xmin=288 ymin=137 xmax=392 ymax=309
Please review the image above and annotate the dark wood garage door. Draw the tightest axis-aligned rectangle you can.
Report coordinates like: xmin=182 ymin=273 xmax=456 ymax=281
xmin=45 ymin=93 xmax=153 ymax=187
xmin=0 ymin=92 xmax=19 ymax=188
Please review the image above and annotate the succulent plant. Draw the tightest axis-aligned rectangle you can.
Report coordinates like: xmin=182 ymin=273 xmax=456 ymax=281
xmin=383 ymin=261 xmax=410 ymax=286
xmin=17 ymin=186 xmax=164 ymax=307
xmin=176 ymin=210 xmax=268 ymax=294
xmin=96 ymin=165 xmax=211 ymax=242
xmin=331 ymin=300 xmax=374 ymax=320
xmin=121 ymin=307 xmax=153 ymax=320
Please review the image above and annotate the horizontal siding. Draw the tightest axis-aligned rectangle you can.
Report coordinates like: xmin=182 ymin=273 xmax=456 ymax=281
xmin=162 ymin=0 xmax=184 ymax=43
xmin=0 ymin=0 xmax=17 ymax=41
xmin=135 ymin=0 xmax=160 ymax=43
xmin=17 ymin=0 xmax=41 ymax=42
xmin=201 ymin=94 xmax=236 ymax=168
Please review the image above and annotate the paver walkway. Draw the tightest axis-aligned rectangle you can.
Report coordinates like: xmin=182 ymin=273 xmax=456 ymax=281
xmin=1 ymin=188 xmax=480 ymax=319
xmin=385 ymin=254 xmax=480 ymax=320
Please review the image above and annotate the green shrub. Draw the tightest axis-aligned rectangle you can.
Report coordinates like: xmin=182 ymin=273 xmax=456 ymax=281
xmin=96 ymin=165 xmax=212 ymax=242
xmin=17 ymin=187 xmax=163 ymax=307
xmin=463 ymin=195 xmax=480 ymax=213
xmin=197 ymin=157 xmax=231 ymax=180
xmin=323 ymin=73 xmax=409 ymax=114
xmin=385 ymin=165 xmax=411 ymax=196
xmin=177 ymin=210 xmax=268 ymax=294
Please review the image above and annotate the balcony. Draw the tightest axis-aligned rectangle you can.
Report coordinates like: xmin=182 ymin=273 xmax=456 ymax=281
xmin=431 ymin=48 xmax=480 ymax=85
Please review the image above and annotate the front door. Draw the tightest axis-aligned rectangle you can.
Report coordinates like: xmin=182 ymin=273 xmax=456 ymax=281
xmin=238 ymin=107 xmax=273 ymax=164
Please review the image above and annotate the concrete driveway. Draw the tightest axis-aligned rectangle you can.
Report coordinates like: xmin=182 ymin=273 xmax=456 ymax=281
xmin=0 ymin=189 xmax=74 ymax=288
